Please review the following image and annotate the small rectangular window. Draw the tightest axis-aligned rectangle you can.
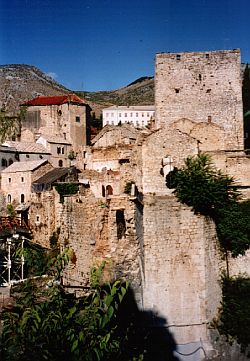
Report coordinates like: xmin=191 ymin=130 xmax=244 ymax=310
xmin=119 ymin=113 xmax=121 ymax=117
xmin=176 ymin=54 xmax=181 ymax=61
xmin=136 ymin=113 xmax=138 ymax=117
xmin=76 ymin=116 xmax=80 ymax=123
xmin=8 ymin=178 xmax=11 ymax=183
xmin=124 ymin=113 xmax=127 ymax=117
xmin=21 ymin=177 xmax=24 ymax=182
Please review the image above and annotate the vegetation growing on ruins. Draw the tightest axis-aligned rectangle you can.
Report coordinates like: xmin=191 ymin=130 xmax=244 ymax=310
xmin=55 ymin=183 xmax=79 ymax=203
xmin=166 ymin=153 xmax=250 ymax=256
xmin=218 ymin=275 xmax=250 ymax=353
xmin=0 ymin=250 xmax=132 ymax=361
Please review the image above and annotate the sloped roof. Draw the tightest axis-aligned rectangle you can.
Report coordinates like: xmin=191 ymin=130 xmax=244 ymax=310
xmin=3 ymin=141 xmax=50 ymax=154
xmin=33 ymin=167 xmax=78 ymax=185
xmin=92 ymin=124 xmax=139 ymax=145
xmin=37 ymin=134 xmax=71 ymax=145
xmin=0 ymin=145 xmax=16 ymax=153
xmin=22 ymin=94 xmax=87 ymax=106
xmin=1 ymin=159 xmax=48 ymax=173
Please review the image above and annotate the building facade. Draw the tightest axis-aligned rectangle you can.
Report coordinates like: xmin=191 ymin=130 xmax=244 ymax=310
xmin=21 ymin=94 xmax=91 ymax=152
xmin=102 ymin=105 xmax=155 ymax=127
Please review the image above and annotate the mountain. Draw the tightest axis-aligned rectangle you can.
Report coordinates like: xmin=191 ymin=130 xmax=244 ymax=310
xmin=0 ymin=64 xmax=154 ymax=117
xmin=0 ymin=64 xmax=69 ymax=115
xmin=77 ymin=76 xmax=154 ymax=116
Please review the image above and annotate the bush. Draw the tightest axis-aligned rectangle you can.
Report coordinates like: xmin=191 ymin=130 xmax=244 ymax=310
xmin=167 ymin=153 xmax=249 ymax=256
xmin=218 ymin=275 xmax=250 ymax=353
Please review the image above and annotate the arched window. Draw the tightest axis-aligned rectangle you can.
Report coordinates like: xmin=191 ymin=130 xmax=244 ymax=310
xmin=7 ymin=194 xmax=11 ymax=203
xmin=58 ymin=160 xmax=63 ymax=167
xmin=102 ymin=185 xmax=105 ymax=197
xmin=106 ymin=185 xmax=113 ymax=196
xmin=21 ymin=194 xmax=25 ymax=203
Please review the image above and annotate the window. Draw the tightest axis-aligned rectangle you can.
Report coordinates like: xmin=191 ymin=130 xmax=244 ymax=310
xmin=124 ymin=113 xmax=127 ymax=117
xmin=136 ymin=113 xmax=138 ymax=117
xmin=208 ymin=115 xmax=212 ymax=122
xmin=176 ymin=54 xmax=181 ymax=61
xmin=142 ymin=113 xmax=144 ymax=117
xmin=1 ymin=158 xmax=7 ymax=167
xmin=7 ymin=194 xmax=11 ymax=203
xmin=59 ymin=160 xmax=63 ymax=167
xmin=21 ymin=177 xmax=24 ymax=182
xmin=175 ymin=88 xmax=180 ymax=93
xmin=57 ymin=147 xmax=61 ymax=154
xmin=205 ymin=53 xmax=209 ymax=59
xmin=147 ymin=113 xmax=150 ymax=117
xmin=199 ymin=74 xmax=202 ymax=81
xmin=106 ymin=185 xmax=113 ymax=196
xmin=119 ymin=113 xmax=121 ymax=117
xmin=106 ymin=113 xmax=109 ymax=117
xmin=111 ymin=113 xmax=114 ymax=117
xmin=21 ymin=194 xmax=25 ymax=203
xmin=9 ymin=159 xmax=13 ymax=166
xmin=8 ymin=178 xmax=11 ymax=183
xmin=76 ymin=116 xmax=80 ymax=123
xmin=116 ymin=210 xmax=126 ymax=239
xmin=62 ymin=147 xmax=64 ymax=155
xmin=130 ymin=113 xmax=133 ymax=117
xmin=26 ymin=154 xmax=30 ymax=158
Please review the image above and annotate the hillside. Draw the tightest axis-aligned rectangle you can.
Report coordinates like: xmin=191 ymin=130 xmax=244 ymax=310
xmin=0 ymin=64 xmax=69 ymax=115
xmin=0 ymin=64 xmax=154 ymax=118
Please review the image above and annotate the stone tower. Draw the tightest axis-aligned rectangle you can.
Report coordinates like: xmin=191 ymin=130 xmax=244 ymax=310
xmin=21 ymin=94 xmax=91 ymax=152
xmin=155 ymin=49 xmax=244 ymax=151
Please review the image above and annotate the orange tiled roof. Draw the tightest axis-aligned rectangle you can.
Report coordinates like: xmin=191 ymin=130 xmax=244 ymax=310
xmin=22 ymin=94 xmax=86 ymax=106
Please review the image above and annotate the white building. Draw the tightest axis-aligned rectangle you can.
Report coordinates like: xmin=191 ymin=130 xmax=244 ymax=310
xmin=102 ymin=105 xmax=155 ymax=127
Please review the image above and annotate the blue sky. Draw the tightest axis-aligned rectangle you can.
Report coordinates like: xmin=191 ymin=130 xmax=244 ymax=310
xmin=0 ymin=0 xmax=250 ymax=91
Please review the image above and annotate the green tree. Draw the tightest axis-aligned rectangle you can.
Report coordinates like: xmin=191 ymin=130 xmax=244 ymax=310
xmin=166 ymin=153 xmax=250 ymax=256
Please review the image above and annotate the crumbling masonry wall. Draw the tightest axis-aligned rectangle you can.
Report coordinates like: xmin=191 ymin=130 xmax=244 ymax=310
xmin=155 ymin=49 xmax=244 ymax=151
xmin=58 ymin=194 xmax=144 ymax=305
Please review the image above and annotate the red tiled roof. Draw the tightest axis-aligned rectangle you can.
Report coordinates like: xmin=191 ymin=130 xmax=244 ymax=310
xmin=22 ymin=94 xmax=87 ymax=106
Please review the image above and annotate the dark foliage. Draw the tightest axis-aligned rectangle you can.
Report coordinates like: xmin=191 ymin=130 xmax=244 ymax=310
xmin=219 ymin=275 xmax=250 ymax=353
xmin=166 ymin=153 xmax=250 ymax=256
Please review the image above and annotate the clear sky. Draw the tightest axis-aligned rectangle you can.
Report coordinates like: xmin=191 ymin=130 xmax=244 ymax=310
xmin=0 ymin=0 xmax=250 ymax=91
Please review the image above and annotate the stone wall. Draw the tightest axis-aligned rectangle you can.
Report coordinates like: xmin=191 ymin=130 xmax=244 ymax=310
xmin=141 ymin=128 xmax=199 ymax=194
xmin=22 ymin=103 xmax=88 ymax=152
xmin=155 ymin=50 xmax=244 ymax=151
xmin=57 ymin=194 xmax=144 ymax=305
xmin=142 ymin=194 xmax=223 ymax=350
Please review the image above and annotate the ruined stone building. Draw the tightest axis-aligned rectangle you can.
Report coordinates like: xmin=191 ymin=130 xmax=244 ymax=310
xmin=2 ymin=49 xmax=250 ymax=359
